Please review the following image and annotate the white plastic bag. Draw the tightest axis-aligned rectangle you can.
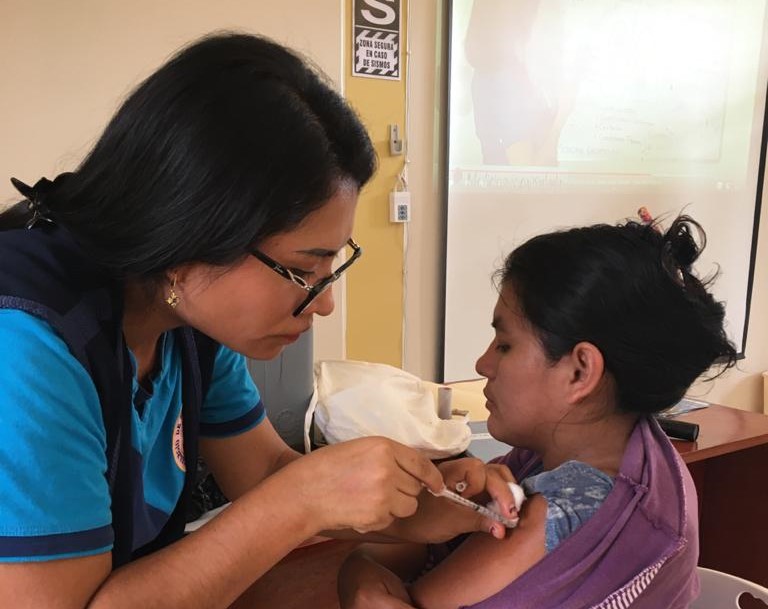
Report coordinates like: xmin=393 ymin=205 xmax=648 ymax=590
xmin=304 ymin=360 xmax=471 ymax=459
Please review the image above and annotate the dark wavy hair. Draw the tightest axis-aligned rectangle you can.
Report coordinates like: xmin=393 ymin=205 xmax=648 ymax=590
xmin=3 ymin=32 xmax=376 ymax=278
xmin=498 ymin=216 xmax=737 ymax=415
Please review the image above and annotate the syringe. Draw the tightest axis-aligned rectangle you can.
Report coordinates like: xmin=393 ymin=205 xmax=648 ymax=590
xmin=429 ymin=483 xmax=524 ymax=528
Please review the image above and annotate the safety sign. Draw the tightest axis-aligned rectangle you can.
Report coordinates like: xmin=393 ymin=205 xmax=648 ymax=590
xmin=353 ymin=0 xmax=401 ymax=80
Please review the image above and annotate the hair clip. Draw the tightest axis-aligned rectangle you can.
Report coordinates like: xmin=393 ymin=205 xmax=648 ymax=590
xmin=10 ymin=177 xmax=55 ymax=229
xmin=637 ymin=206 xmax=654 ymax=225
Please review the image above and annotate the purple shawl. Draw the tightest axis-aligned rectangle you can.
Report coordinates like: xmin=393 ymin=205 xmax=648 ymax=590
xmin=466 ymin=417 xmax=699 ymax=609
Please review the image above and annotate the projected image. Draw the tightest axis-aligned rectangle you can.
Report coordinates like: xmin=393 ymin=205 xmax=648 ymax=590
xmin=451 ymin=0 xmax=764 ymax=187
xmin=463 ymin=1 xmax=565 ymax=166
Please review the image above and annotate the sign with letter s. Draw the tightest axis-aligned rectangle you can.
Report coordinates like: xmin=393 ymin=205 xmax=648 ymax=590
xmin=353 ymin=0 xmax=401 ymax=80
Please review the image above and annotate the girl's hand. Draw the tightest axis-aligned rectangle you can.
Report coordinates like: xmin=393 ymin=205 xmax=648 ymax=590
xmin=338 ymin=551 xmax=417 ymax=609
xmin=387 ymin=458 xmax=520 ymax=543
xmin=438 ymin=458 xmax=520 ymax=535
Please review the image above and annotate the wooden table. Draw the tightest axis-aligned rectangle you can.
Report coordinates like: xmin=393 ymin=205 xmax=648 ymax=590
xmin=232 ymin=404 xmax=768 ymax=606
xmin=672 ymin=405 xmax=768 ymax=587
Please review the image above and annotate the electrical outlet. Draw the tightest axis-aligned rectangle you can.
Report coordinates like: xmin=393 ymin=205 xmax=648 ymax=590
xmin=389 ymin=191 xmax=411 ymax=223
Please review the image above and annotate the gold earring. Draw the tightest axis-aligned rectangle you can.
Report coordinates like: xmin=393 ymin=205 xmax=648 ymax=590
xmin=166 ymin=276 xmax=180 ymax=308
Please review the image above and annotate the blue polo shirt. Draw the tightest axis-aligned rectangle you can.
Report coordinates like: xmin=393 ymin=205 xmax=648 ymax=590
xmin=0 ymin=310 xmax=264 ymax=562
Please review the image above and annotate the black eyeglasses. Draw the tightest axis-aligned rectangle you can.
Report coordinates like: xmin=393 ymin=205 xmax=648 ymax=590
xmin=250 ymin=238 xmax=362 ymax=316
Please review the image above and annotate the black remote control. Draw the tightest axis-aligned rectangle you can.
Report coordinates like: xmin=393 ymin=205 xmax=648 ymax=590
xmin=656 ymin=417 xmax=700 ymax=442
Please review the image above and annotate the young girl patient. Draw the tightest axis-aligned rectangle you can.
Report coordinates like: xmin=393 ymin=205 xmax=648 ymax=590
xmin=338 ymin=216 xmax=736 ymax=609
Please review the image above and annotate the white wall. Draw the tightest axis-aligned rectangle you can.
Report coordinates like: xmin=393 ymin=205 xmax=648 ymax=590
xmin=0 ymin=0 xmax=347 ymax=361
xmin=402 ymin=0 xmax=447 ymax=378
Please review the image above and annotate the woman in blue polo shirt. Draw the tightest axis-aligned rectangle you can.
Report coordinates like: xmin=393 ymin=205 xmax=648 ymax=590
xmin=0 ymin=33 xmax=516 ymax=608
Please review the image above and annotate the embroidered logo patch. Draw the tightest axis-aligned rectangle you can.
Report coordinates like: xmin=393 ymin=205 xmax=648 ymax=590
xmin=172 ymin=414 xmax=185 ymax=472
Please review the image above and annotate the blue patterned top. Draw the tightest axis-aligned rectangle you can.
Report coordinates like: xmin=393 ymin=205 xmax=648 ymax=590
xmin=521 ymin=460 xmax=614 ymax=552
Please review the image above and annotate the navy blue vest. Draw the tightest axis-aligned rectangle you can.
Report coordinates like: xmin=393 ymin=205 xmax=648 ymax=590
xmin=0 ymin=223 xmax=217 ymax=567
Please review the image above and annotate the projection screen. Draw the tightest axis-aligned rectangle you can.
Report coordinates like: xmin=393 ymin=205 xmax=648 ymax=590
xmin=444 ymin=0 xmax=767 ymax=381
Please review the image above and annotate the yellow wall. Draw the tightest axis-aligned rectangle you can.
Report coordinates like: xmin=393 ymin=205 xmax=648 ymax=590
xmin=344 ymin=1 xmax=408 ymax=367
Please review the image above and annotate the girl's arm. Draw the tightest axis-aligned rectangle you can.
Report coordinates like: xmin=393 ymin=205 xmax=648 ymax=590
xmin=339 ymin=543 xmax=428 ymax=609
xmin=409 ymin=494 xmax=548 ymax=609
xmin=339 ymin=495 xmax=547 ymax=609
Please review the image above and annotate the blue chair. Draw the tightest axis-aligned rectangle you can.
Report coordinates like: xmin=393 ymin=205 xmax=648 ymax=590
xmin=247 ymin=329 xmax=314 ymax=450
